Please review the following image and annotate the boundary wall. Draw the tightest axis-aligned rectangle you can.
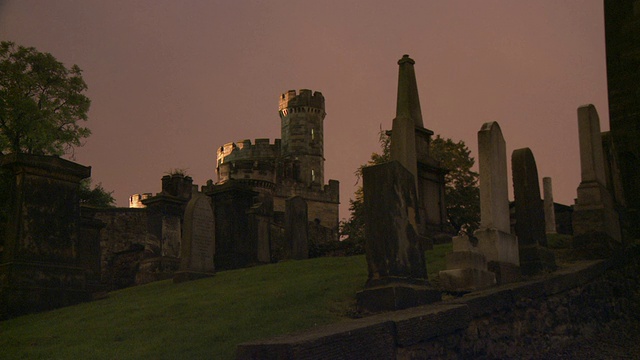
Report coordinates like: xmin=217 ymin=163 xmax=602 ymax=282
xmin=238 ymin=247 xmax=640 ymax=359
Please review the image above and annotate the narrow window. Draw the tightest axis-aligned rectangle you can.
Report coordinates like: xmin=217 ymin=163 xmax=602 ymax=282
xmin=311 ymin=128 xmax=315 ymax=141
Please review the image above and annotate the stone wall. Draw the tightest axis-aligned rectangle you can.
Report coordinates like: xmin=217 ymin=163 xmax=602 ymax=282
xmin=89 ymin=208 xmax=148 ymax=289
xmin=237 ymin=246 xmax=640 ymax=359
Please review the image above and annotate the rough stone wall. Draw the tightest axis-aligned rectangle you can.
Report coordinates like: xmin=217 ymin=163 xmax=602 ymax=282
xmin=92 ymin=208 xmax=148 ymax=289
xmin=238 ymin=247 xmax=640 ymax=359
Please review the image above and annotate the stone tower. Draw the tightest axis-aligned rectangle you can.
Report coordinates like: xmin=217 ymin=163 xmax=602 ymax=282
xmin=278 ymin=89 xmax=326 ymax=188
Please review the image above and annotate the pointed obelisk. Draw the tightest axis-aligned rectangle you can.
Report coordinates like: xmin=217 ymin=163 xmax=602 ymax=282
xmin=390 ymin=54 xmax=421 ymax=188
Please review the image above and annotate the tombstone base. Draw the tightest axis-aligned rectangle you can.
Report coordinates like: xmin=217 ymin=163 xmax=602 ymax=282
xmin=474 ymin=228 xmax=520 ymax=266
xmin=135 ymin=257 xmax=180 ymax=285
xmin=439 ymin=268 xmax=496 ymax=292
xmin=0 ymin=261 xmax=89 ymax=319
xmin=173 ymin=271 xmax=215 ymax=283
xmin=519 ymin=246 xmax=556 ymax=276
xmin=356 ymin=283 xmax=441 ymax=313
xmin=487 ymin=261 xmax=521 ymax=285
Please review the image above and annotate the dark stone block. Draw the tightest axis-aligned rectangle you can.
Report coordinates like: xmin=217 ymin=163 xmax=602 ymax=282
xmin=236 ymin=318 xmax=396 ymax=360
xmin=356 ymin=284 xmax=441 ymax=313
xmin=391 ymin=304 xmax=471 ymax=346
xmin=519 ymin=245 xmax=556 ymax=276
xmin=449 ymin=286 xmax=514 ymax=317
xmin=487 ymin=260 xmax=521 ymax=285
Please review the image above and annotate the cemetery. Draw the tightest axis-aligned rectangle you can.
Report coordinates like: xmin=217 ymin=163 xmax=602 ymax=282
xmin=2 ymin=1 xmax=640 ymax=359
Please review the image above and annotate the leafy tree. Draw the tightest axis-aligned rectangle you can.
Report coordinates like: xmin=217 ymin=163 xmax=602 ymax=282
xmin=78 ymin=178 xmax=116 ymax=208
xmin=340 ymin=132 xmax=480 ymax=243
xmin=0 ymin=41 xmax=91 ymax=156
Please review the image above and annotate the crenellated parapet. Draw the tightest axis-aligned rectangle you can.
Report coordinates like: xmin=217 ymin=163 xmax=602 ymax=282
xmin=278 ymin=89 xmax=326 ymax=118
xmin=216 ymin=138 xmax=281 ymax=188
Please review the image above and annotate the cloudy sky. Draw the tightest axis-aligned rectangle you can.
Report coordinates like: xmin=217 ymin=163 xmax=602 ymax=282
xmin=0 ymin=1 xmax=608 ymax=220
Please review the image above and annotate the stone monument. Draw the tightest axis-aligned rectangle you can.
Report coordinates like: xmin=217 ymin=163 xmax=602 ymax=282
xmin=285 ymin=196 xmax=309 ymax=260
xmin=0 ymin=154 xmax=92 ymax=318
xmin=512 ymin=148 xmax=556 ymax=275
xmin=543 ymin=177 xmax=557 ymax=234
xmin=572 ymin=104 xmax=622 ymax=257
xmin=356 ymin=161 xmax=440 ymax=312
xmin=389 ymin=54 xmax=448 ymax=241
xmin=174 ymin=192 xmax=216 ymax=283
xmin=440 ymin=121 xmax=519 ymax=289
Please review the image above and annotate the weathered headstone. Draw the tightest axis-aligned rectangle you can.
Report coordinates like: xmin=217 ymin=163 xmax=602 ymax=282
xmin=572 ymin=104 xmax=622 ymax=256
xmin=543 ymin=177 xmax=557 ymax=234
xmin=512 ymin=148 xmax=556 ymax=275
xmin=174 ymin=193 xmax=215 ymax=283
xmin=356 ymin=161 xmax=440 ymax=312
xmin=0 ymin=154 xmax=92 ymax=318
xmin=248 ymin=198 xmax=273 ymax=264
xmin=440 ymin=121 xmax=519 ymax=289
xmin=285 ymin=196 xmax=309 ymax=260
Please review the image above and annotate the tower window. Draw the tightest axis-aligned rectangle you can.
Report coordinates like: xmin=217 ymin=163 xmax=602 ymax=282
xmin=311 ymin=169 xmax=316 ymax=183
xmin=311 ymin=128 xmax=315 ymax=141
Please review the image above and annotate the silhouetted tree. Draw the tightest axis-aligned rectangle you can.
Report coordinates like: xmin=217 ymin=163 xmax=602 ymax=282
xmin=340 ymin=132 xmax=480 ymax=243
xmin=0 ymin=41 xmax=91 ymax=156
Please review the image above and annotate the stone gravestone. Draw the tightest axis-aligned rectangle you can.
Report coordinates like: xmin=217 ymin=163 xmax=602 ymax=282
xmin=356 ymin=161 xmax=440 ymax=312
xmin=174 ymin=193 xmax=215 ymax=283
xmin=285 ymin=196 xmax=309 ymax=260
xmin=572 ymin=104 xmax=622 ymax=257
xmin=0 ymin=154 xmax=92 ymax=319
xmin=512 ymin=148 xmax=556 ymax=275
xmin=440 ymin=121 xmax=521 ymax=290
xmin=248 ymin=198 xmax=273 ymax=264
xmin=543 ymin=177 xmax=557 ymax=234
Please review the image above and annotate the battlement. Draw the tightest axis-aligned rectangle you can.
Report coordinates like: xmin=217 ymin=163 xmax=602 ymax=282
xmin=217 ymin=138 xmax=281 ymax=166
xmin=278 ymin=89 xmax=325 ymax=115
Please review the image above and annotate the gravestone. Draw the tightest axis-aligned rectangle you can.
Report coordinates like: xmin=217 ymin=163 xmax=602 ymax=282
xmin=543 ymin=177 xmax=557 ymax=234
xmin=0 ymin=154 xmax=92 ymax=318
xmin=356 ymin=161 xmax=440 ymax=312
xmin=285 ymin=196 xmax=309 ymax=260
xmin=248 ymin=198 xmax=273 ymax=264
xmin=512 ymin=148 xmax=556 ymax=275
xmin=572 ymin=105 xmax=622 ymax=257
xmin=174 ymin=193 xmax=215 ymax=283
xmin=440 ymin=121 xmax=519 ymax=289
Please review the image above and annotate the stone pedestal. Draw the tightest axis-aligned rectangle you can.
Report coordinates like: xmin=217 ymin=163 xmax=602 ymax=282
xmin=439 ymin=235 xmax=496 ymax=291
xmin=0 ymin=154 xmax=91 ymax=319
xmin=285 ymin=196 xmax=309 ymax=260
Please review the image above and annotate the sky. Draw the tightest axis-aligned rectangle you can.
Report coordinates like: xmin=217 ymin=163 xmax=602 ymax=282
xmin=0 ymin=1 xmax=608 ymax=221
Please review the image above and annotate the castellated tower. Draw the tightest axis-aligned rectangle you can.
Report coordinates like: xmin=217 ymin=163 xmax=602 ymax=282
xmin=278 ymin=89 xmax=326 ymax=188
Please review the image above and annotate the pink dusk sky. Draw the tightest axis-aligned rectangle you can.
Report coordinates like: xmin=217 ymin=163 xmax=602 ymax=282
xmin=0 ymin=1 xmax=608 ymax=220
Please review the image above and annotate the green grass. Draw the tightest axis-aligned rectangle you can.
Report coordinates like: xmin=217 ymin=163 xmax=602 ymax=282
xmin=0 ymin=244 xmax=452 ymax=360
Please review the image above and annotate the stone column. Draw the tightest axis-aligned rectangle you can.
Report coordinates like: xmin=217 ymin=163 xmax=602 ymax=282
xmin=572 ymin=104 xmax=622 ymax=256
xmin=356 ymin=161 xmax=440 ymax=312
xmin=285 ymin=196 xmax=309 ymax=260
xmin=543 ymin=177 xmax=557 ymax=234
xmin=0 ymin=154 xmax=91 ymax=319
xmin=512 ymin=148 xmax=556 ymax=275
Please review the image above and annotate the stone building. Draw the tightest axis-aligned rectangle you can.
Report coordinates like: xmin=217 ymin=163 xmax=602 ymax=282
xmin=215 ymin=89 xmax=340 ymax=241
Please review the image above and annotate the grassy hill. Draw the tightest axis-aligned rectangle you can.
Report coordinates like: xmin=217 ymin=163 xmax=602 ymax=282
xmin=1 ymin=244 xmax=451 ymax=360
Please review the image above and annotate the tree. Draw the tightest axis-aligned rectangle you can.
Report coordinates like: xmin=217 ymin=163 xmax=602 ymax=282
xmin=78 ymin=178 xmax=116 ymax=208
xmin=340 ymin=132 xmax=480 ymax=243
xmin=0 ymin=41 xmax=91 ymax=156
